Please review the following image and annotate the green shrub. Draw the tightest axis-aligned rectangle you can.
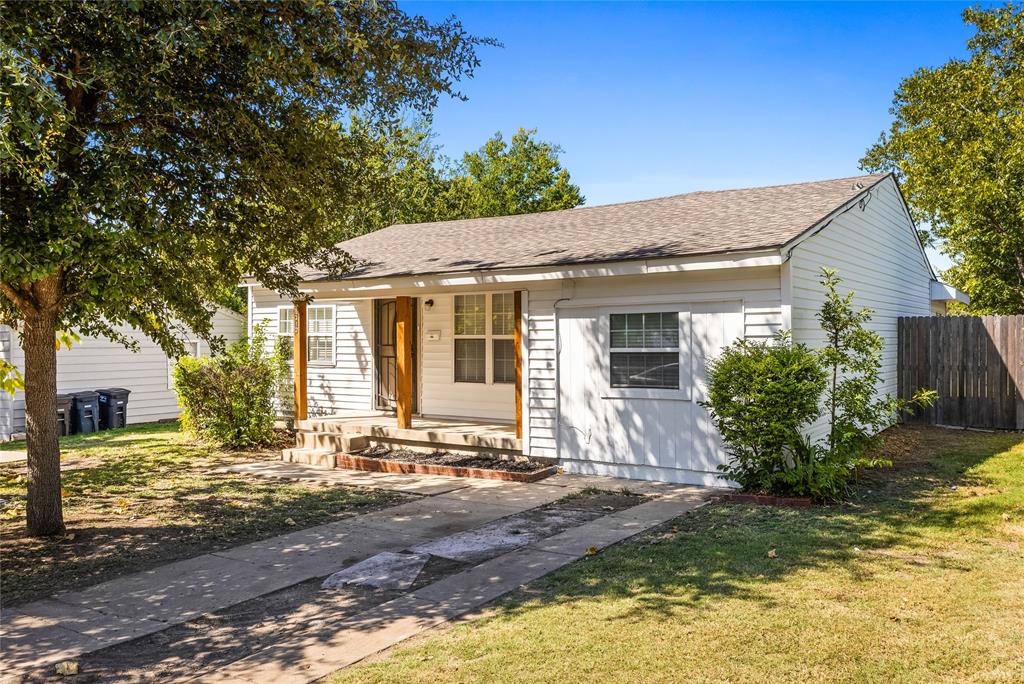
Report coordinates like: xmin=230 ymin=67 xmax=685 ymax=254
xmin=173 ymin=326 xmax=286 ymax=448
xmin=703 ymin=268 xmax=938 ymax=501
xmin=701 ymin=331 xmax=827 ymax=495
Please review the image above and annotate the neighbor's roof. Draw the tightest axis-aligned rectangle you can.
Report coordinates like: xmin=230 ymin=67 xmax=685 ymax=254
xmin=302 ymin=173 xmax=891 ymax=281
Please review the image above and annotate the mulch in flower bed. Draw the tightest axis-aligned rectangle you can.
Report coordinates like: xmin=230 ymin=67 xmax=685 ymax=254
xmin=355 ymin=445 xmax=546 ymax=473
xmin=342 ymin=446 xmax=556 ymax=482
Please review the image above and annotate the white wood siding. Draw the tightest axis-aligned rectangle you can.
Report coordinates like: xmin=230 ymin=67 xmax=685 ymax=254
xmin=419 ymin=294 xmax=516 ymax=422
xmin=0 ymin=309 xmax=244 ymax=439
xmin=788 ymin=177 xmax=933 ymax=441
xmin=557 ymin=302 xmax=744 ymax=485
xmin=525 ymin=286 xmax=562 ymax=460
xmin=543 ymin=267 xmax=780 ymax=483
xmin=249 ymin=289 xmax=374 ymax=417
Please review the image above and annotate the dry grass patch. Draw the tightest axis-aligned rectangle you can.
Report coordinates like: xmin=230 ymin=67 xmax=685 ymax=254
xmin=0 ymin=422 xmax=406 ymax=607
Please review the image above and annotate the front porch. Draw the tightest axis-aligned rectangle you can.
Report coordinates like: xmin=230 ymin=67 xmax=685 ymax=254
xmin=284 ymin=291 xmax=527 ymax=467
xmin=284 ymin=412 xmax=525 ymax=467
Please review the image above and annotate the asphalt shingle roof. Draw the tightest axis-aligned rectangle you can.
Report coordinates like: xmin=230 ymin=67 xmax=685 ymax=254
xmin=304 ymin=173 xmax=890 ymax=281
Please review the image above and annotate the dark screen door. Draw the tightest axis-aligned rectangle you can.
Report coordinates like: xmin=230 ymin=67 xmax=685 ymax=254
xmin=374 ymin=299 xmax=416 ymax=411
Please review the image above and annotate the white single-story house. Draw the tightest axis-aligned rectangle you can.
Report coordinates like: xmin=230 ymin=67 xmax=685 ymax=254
xmin=247 ymin=173 xmax=965 ymax=486
xmin=0 ymin=309 xmax=244 ymax=441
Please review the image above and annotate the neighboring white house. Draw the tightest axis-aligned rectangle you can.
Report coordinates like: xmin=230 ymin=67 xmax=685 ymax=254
xmin=0 ymin=309 xmax=245 ymax=440
xmin=247 ymin=173 xmax=966 ymax=486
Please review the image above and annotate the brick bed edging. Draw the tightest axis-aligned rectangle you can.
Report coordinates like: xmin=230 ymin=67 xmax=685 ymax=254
xmin=719 ymin=493 xmax=814 ymax=508
xmin=334 ymin=453 xmax=558 ymax=483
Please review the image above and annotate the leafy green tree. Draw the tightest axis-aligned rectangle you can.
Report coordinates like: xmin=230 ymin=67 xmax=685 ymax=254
xmin=0 ymin=0 xmax=488 ymax=536
xmin=443 ymin=128 xmax=584 ymax=219
xmin=861 ymin=4 xmax=1024 ymax=314
xmin=816 ymin=268 xmax=937 ymax=461
xmin=349 ymin=125 xmax=584 ymax=231
xmin=347 ymin=119 xmax=454 ymax=232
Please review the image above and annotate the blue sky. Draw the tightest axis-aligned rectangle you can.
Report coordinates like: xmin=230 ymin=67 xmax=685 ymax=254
xmin=404 ymin=1 xmax=980 ymax=273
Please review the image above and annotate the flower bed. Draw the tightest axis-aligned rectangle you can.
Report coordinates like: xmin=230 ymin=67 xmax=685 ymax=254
xmin=338 ymin=446 xmax=557 ymax=483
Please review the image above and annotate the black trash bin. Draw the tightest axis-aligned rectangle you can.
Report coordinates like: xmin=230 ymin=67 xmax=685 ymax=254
xmin=69 ymin=390 xmax=100 ymax=434
xmin=56 ymin=393 xmax=73 ymax=437
xmin=96 ymin=388 xmax=131 ymax=430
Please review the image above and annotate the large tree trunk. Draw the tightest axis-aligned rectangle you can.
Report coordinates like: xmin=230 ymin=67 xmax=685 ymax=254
xmin=23 ymin=308 xmax=65 ymax=537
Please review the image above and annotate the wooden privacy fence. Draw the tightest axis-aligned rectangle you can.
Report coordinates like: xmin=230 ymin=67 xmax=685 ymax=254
xmin=898 ymin=315 xmax=1024 ymax=430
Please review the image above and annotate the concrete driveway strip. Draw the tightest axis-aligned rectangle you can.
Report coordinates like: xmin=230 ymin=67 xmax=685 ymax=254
xmin=205 ymin=489 xmax=713 ymax=684
xmin=2 ymin=473 xmax=714 ymax=681
xmin=0 ymin=491 xmax=553 ymax=678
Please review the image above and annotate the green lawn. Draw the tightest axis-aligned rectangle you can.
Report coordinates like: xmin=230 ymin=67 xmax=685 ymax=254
xmin=0 ymin=422 xmax=405 ymax=607
xmin=331 ymin=426 xmax=1024 ymax=684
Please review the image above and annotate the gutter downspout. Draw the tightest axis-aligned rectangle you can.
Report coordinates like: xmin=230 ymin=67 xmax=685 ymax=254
xmin=552 ymin=281 xmax=576 ymax=464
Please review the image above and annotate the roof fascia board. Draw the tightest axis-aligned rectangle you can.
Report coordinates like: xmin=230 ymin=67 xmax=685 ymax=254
xmin=780 ymin=174 xmax=936 ymax=280
xmin=285 ymin=250 xmax=783 ymax=296
xmin=888 ymin=176 xmax=937 ymax=279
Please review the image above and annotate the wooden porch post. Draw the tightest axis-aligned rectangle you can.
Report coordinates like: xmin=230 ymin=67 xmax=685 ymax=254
xmin=395 ymin=296 xmax=413 ymax=429
xmin=293 ymin=299 xmax=308 ymax=423
xmin=514 ymin=290 xmax=523 ymax=439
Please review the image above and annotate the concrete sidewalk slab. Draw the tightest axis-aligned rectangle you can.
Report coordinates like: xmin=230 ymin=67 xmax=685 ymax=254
xmin=529 ymin=494 xmax=712 ymax=557
xmin=0 ymin=449 xmax=26 ymax=464
xmin=211 ymin=518 xmax=428 ymax=575
xmin=353 ymin=494 xmax=529 ymax=539
xmin=411 ymin=548 xmax=576 ymax=616
xmin=219 ymin=461 xmax=470 ymax=496
xmin=54 ymin=552 xmax=298 ymax=624
xmin=206 ymin=595 xmax=449 ymax=684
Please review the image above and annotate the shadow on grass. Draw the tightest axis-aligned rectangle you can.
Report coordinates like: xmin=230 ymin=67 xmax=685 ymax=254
xmin=495 ymin=426 xmax=1024 ymax=622
xmin=0 ymin=422 xmax=402 ymax=608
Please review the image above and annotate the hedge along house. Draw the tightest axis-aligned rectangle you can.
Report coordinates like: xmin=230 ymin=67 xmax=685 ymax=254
xmin=245 ymin=174 xmax=965 ymax=486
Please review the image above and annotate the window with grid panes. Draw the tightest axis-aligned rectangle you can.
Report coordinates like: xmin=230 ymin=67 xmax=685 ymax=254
xmin=307 ymin=305 xmax=334 ymax=365
xmin=453 ymin=293 xmax=517 ymax=384
xmin=608 ymin=312 xmax=680 ymax=389
xmin=454 ymin=294 xmax=487 ymax=382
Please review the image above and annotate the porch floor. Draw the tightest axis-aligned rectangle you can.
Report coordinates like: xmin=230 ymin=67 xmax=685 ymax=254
xmin=296 ymin=412 xmax=521 ymax=453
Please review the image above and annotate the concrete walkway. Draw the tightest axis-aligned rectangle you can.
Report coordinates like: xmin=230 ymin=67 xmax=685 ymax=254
xmin=1 ymin=469 xmax=715 ymax=681
xmin=0 ymin=449 xmax=26 ymax=465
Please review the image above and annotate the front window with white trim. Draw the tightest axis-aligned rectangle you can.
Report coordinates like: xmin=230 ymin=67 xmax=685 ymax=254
xmin=454 ymin=293 xmax=516 ymax=384
xmin=306 ymin=305 xmax=334 ymax=365
xmin=608 ymin=312 xmax=680 ymax=389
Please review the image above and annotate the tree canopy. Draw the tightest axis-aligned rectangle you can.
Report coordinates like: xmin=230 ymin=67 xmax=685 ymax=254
xmin=861 ymin=4 xmax=1024 ymax=314
xmin=445 ymin=127 xmax=585 ymax=219
xmin=0 ymin=0 xmax=489 ymax=535
xmin=351 ymin=125 xmax=584 ymax=232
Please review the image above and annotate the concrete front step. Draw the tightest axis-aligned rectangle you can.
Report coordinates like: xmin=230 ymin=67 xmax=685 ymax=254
xmin=295 ymin=431 xmax=368 ymax=453
xmin=295 ymin=419 xmax=520 ymax=453
xmin=281 ymin=448 xmax=337 ymax=468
